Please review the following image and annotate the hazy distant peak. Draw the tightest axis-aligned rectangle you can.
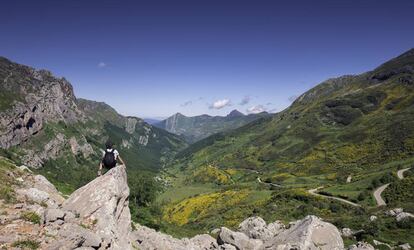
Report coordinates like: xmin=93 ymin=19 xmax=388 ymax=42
xmin=172 ymin=112 xmax=187 ymax=118
xmin=227 ymin=109 xmax=245 ymax=118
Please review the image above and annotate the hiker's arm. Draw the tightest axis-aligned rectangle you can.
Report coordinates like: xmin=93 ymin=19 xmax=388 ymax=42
xmin=98 ymin=162 xmax=103 ymax=176
xmin=118 ymin=156 xmax=126 ymax=167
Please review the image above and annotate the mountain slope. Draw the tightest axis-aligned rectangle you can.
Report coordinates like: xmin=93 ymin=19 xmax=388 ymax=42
xmin=175 ymin=48 xmax=414 ymax=173
xmin=156 ymin=48 xmax=414 ymax=239
xmin=155 ymin=110 xmax=271 ymax=143
xmin=0 ymin=56 xmax=187 ymax=191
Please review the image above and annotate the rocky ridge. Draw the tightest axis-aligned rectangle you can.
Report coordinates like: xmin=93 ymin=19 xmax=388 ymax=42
xmin=0 ymin=57 xmax=83 ymax=149
xmin=0 ymin=57 xmax=186 ymax=171
xmin=1 ymin=159 xmax=401 ymax=250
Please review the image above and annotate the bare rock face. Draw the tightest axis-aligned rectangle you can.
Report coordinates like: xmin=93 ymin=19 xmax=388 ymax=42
xmin=238 ymin=216 xmax=285 ymax=241
xmin=0 ymin=58 xmax=83 ymax=149
xmin=68 ymin=136 xmax=94 ymax=158
xmin=386 ymin=208 xmax=414 ymax=222
xmin=218 ymin=227 xmax=263 ymax=250
xmin=264 ymin=215 xmax=344 ymax=250
xmin=62 ymin=166 xmax=131 ymax=249
xmin=131 ymin=223 xmax=218 ymax=250
xmin=125 ymin=117 xmax=138 ymax=134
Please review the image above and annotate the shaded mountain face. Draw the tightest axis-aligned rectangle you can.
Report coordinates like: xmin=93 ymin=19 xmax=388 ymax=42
xmin=175 ymin=48 xmax=414 ymax=173
xmin=154 ymin=110 xmax=271 ymax=143
xmin=0 ymin=56 xmax=187 ymax=189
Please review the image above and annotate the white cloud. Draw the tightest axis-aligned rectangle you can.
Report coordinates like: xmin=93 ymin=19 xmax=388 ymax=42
xmin=209 ymin=99 xmax=231 ymax=109
xmin=246 ymin=105 xmax=266 ymax=114
xmin=97 ymin=62 xmax=107 ymax=68
xmin=239 ymin=96 xmax=251 ymax=105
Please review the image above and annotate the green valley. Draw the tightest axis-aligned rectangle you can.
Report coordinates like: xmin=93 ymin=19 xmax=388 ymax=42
xmin=149 ymin=49 xmax=414 ymax=246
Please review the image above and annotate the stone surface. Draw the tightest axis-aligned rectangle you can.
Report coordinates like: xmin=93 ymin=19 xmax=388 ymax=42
xmin=50 ymin=223 xmax=102 ymax=249
xmin=44 ymin=208 xmax=65 ymax=223
xmin=238 ymin=216 xmax=284 ymax=241
xmin=341 ymin=228 xmax=354 ymax=238
xmin=396 ymin=212 xmax=414 ymax=222
xmin=264 ymin=215 xmax=344 ymax=250
xmin=218 ymin=227 xmax=263 ymax=250
xmin=399 ymin=243 xmax=412 ymax=250
xmin=62 ymin=165 xmax=131 ymax=249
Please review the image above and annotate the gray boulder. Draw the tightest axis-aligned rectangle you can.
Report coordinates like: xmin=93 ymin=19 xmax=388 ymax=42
xmin=341 ymin=228 xmax=354 ymax=238
xmin=190 ymin=234 xmax=219 ymax=249
xmin=238 ymin=216 xmax=284 ymax=241
xmin=396 ymin=212 xmax=414 ymax=222
xmin=49 ymin=223 xmax=102 ymax=249
xmin=62 ymin=166 xmax=131 ymax=249
xmin=218 ymin=227 xmax=263 ymax=250
xmin=44 ymin=208 xmax=65 ymax=223
xmin=264 ymin=215 xmax=343 ymax=250
xmin=219 ymin=244 xmax=237 ymax=250
xmin=399 ymin=243 xmax=411 ymax=250
xmin=131 ymin=223 xmax=191 ymax=249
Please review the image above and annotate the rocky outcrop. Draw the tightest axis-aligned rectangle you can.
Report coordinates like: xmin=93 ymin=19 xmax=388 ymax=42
xmin=386 ymin=208 xmax=414 ymax=222
xmin=0 ymin=58 xmax=83 ymax=149
xmin=61 ymin=166 xmax=131 ymax=249
xmin=0 ymin=58 xmax=186 ymax=170
xmin=131 ymin=224 xmax=218 ymax=250
xmin=131 ymin=215 xmax=344 ymax=250
xmin=125 ymin=117 xmax=138 ymax=134
xmin=0 ymin=160 xmax=362 ymax=250
xmin=68 ymin=136 xmax=94 ymax=158
xmin=263 ymin=215 xmax=343 ymax=250
xmin=237 ymin=216 xmax=285 ymax=241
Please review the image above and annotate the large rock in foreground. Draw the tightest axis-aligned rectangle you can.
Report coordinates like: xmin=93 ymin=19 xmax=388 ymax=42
xmin=131 ymin=215 xmax=343 ymax=250
xmin=62 ymin=165 xmax=131 ymax=249
xmin=264 ymin=215 xmax=343 ymax=250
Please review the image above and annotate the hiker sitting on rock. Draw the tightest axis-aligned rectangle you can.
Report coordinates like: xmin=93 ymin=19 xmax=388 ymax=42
xmin=98 ymin=140 xmax=126 ymax=176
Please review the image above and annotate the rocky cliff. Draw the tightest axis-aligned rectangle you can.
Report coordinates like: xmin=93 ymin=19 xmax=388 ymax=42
xmin=0 ymin=57 xmax=83 ymax=149
xmin=0 ymin=57 xmax=186 ymax=174
xmin=0 ymin=158 xmax=391 ymax=250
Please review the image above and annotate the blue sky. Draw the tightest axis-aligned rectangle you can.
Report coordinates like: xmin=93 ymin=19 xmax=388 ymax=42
xmin=1 ymin=0 xmax=413 ymax=118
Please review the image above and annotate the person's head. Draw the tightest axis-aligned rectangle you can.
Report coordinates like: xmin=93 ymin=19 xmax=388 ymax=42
xmin=105 ymin=140 xmax=114 ymax=149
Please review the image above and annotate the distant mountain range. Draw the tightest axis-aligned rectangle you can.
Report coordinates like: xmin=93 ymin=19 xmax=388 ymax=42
xmin=176 ymin=48 xmax=414 ymax=172
xmin=154 ymin=110 xmax=271 ymax=143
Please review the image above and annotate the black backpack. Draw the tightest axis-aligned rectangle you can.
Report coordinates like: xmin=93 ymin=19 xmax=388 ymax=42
xmin=102 ymin=149 xmax=117 ymax=168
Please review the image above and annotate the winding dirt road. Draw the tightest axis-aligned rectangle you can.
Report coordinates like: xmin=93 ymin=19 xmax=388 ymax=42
xmin=308 ymin=187 xmax=361 ymax=207
xmin=373 ymin=183 xmax=390 ymax=206
xmin=397 ymin=167 xmax=411 ymax=180
xmin=373 ymin=168 xmax=411 ymax=207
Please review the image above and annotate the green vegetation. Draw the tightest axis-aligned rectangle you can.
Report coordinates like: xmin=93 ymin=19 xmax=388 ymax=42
xmin=152 ymin=49 xmax=414 ymax=244
xmin=21 ymin=211 xmax=42 ymax=224
xmin=0 ymin=157 xmax=18 ymax=203
xmin=383 ymin=170 xmax=414 ymax=212
xmin=11 ymin=239 xmax=40 ymax=249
